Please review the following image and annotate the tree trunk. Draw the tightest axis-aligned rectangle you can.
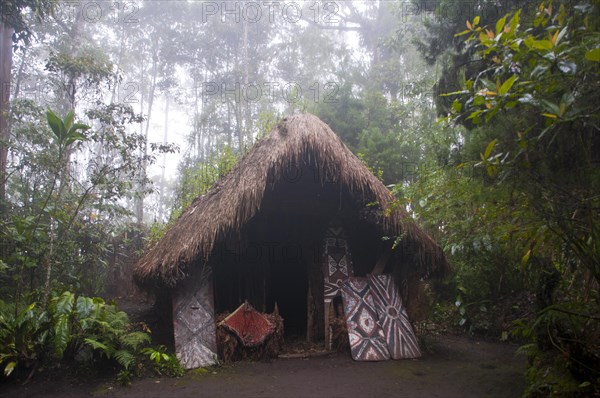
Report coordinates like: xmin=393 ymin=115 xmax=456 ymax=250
xmin=136 ymin=47 xmax=158 ymax=224
xmin=12 ymin=45 xmax=28 ymax=102
xmin=0 ymin=22 xmax=12 ymax=214
xmin=242 ymin=16 xmax=252 ymax=147
xmin=158 ymin=97 xmax=169 ymax=221
xmin=110 ymin=23 xmax=128 ymax=104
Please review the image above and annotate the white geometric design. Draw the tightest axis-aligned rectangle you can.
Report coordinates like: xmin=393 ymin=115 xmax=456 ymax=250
xmin=179 ymin=296 xmax=211 ymax=333
xmin=176 ymin=343 xmax=216 ymax=369
xmin=358 ymin=307 xmax=376 ymax=335
xmin=329 ymin=256 xmax=349 ymax=276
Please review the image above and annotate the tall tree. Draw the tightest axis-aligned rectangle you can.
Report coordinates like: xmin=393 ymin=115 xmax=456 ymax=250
xmin=0 ymin=0 xmax=54 ymax=212
xmin=406 ymin=1 xmax=600 ymax=393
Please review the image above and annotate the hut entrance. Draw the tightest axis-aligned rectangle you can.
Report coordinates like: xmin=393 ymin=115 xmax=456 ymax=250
xmin=212 ymin=210 xmax=323 ymax=342
xmin=268 ymin=234 xmax=308 ymax=337
xmin=211 ymin=161 xmax=387 ymax=345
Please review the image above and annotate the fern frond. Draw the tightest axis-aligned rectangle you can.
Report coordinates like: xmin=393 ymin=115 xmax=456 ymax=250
xmin=121 ymin=332 xmax=151 ymax=350
xmin=84 ymin=338 xmax=111 ymax=357
xmin=114 ymin=349 xmax=135 ymax=370
xmin=516 ymin=343 xmax=537 ymax=357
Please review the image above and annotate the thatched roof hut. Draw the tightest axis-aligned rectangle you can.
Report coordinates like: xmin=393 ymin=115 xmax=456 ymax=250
xmin=135 ymin=113 xmax=447 ymax=288
xmin=134 ymin=114 xmax=448 ymax=367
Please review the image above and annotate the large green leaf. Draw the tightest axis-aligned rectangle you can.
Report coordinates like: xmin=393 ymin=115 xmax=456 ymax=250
xmin=585 ymin=48 xmax=600 ymax=62
xmin=524 ymin=36 xmax=553 ymax=50
xmin=498 ymin=75 xmax=518 ymax=96
xmin=76 ymin=296 xmax=94 ymax=320
xmin=483 ymin=139 xmax=498 ymax=160
xmin=64 ymin=132 xmax=87 ymax=147
xmin=46 ymin=110 xmax=64 ymax=140
xmin=4 ymin=361 xmax=16 ymax=377
xmin=495 ymin=15 xmax=507 ymax=35
xmin=53 ymin=315 xmax=70 ymax=358
xmin=53 ymin=291 xmax=74 ymax=316
xmin=63 ymin=111 xmax=75 ymax=132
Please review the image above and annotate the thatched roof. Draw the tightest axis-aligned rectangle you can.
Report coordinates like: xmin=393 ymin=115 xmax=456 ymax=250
xmin=135 ymin=113 xmax=447 ymax=287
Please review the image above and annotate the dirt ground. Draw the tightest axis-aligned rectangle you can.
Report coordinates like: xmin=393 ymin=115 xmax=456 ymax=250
xmin=1 ymin=334 xmax=526 ymax=398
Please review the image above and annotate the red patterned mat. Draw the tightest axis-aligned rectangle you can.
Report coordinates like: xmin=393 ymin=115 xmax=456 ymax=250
xmin=220 ymin=302 xmax=275 ymax=347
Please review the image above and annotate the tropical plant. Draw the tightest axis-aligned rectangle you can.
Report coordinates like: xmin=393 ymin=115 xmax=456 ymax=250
xmin=142 ymin=345 xmax=185 ymax=377
xmin=0 ymin=290 xmax=185 ymax=384
xmin=421 ymin=0 xmax=600 ymax=394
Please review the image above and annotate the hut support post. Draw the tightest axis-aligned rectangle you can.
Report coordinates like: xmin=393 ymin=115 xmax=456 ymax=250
xmin=306 ymin=283 xmax=314 ymax=342
xmin=324 ymin=300 xmax=332 ymax=350
xmin=305 ymin=240 xmax=324 ymax=343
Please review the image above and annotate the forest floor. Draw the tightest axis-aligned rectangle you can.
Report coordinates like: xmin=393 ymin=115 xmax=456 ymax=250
xmin=1 ymin=333 xmax=526 ymax=398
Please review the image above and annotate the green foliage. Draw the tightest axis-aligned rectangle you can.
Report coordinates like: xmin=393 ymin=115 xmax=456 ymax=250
xmin=46 ymin=109 xmax=89 ymax=155
xmin=451 ymin=0 xmax=600 ymax=285
xmin=317 ymin=87 xmax=438 ymax=185
xmin=45 ymin=48 xmax=114 ymax=88
xmin=0 ymin=301 xmax=46 ymax=377
xmin=522 ymin=345 xmax=596 ymax=398
xmin=142 ymin=345 xmax=185 ymax=377
xmin=172 ymin=146 xmax=238 ymax=220
xmin=411 ymin=0 xmax=600 ymax=393
xmin=401 ymin=159 xmax=529 ymax=334
xmin=0 ymin=291 xmax=184 ymax=383
xmin=1 ymin=103 xmax=150 ymax=299
xmin=256 ymin=111 xmax=282 ymax=141
xmin=0 ymin=0 xmax=55 ymax=47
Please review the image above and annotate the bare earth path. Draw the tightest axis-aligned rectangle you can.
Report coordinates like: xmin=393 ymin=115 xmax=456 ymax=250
xmin=2 ymin=335 xmax=526 ymax=398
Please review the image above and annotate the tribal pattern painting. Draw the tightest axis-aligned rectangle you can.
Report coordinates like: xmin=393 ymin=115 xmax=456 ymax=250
xmin=323 ymin=226 xmax=354 ymax=302
xmin=173 ymin=265 xmax=217 ymax=369
xmin=341 ymin=277 xmax=390 ymax=361
xmin=220 ymin=301 xmax=275 ymax=347
xmin=367 ymin=274 xmax=421 ymax=359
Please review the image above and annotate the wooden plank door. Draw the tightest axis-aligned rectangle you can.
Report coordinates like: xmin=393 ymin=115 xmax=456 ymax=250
xmin=172 ymin=265 xmax=218 ymax=369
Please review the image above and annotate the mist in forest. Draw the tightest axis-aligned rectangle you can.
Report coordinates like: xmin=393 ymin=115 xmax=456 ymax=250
xmin=3 ymin=1 xmax=440 ymax=223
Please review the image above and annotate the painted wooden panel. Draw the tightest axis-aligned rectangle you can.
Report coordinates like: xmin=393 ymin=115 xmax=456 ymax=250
xmin=368 ymin=274 xmax=421 ymax=359
xmin=341 ymin=277 xmax=390 ymax=361
xmin=323 ymin=226 xmax=354 ymax=349
xmin=173 ymin=265 xmax=217 ymax=369
xmin=323 ymin=226 xmax=354 ymax=302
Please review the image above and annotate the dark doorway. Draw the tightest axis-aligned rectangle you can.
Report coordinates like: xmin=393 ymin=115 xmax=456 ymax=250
xmin=268 ymin=242 xmax=308 ymax=336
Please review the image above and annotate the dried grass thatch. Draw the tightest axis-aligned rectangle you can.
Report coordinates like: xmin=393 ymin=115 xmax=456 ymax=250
xmin=134 ymin=113 xmax=448 ymax=287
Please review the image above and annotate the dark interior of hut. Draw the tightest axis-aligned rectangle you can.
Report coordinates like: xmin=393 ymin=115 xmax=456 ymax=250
xmin=211 ymin=161 xmax=394 ymax=344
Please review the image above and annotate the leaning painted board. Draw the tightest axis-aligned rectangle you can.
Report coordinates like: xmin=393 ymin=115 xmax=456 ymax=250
xmin=368 ymin=274 xmax=421 ymax=359
xmin=172 ymin=265 xmax=217 ymax=369
xmin=341 ymin=277 xmax=390 ymax=361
